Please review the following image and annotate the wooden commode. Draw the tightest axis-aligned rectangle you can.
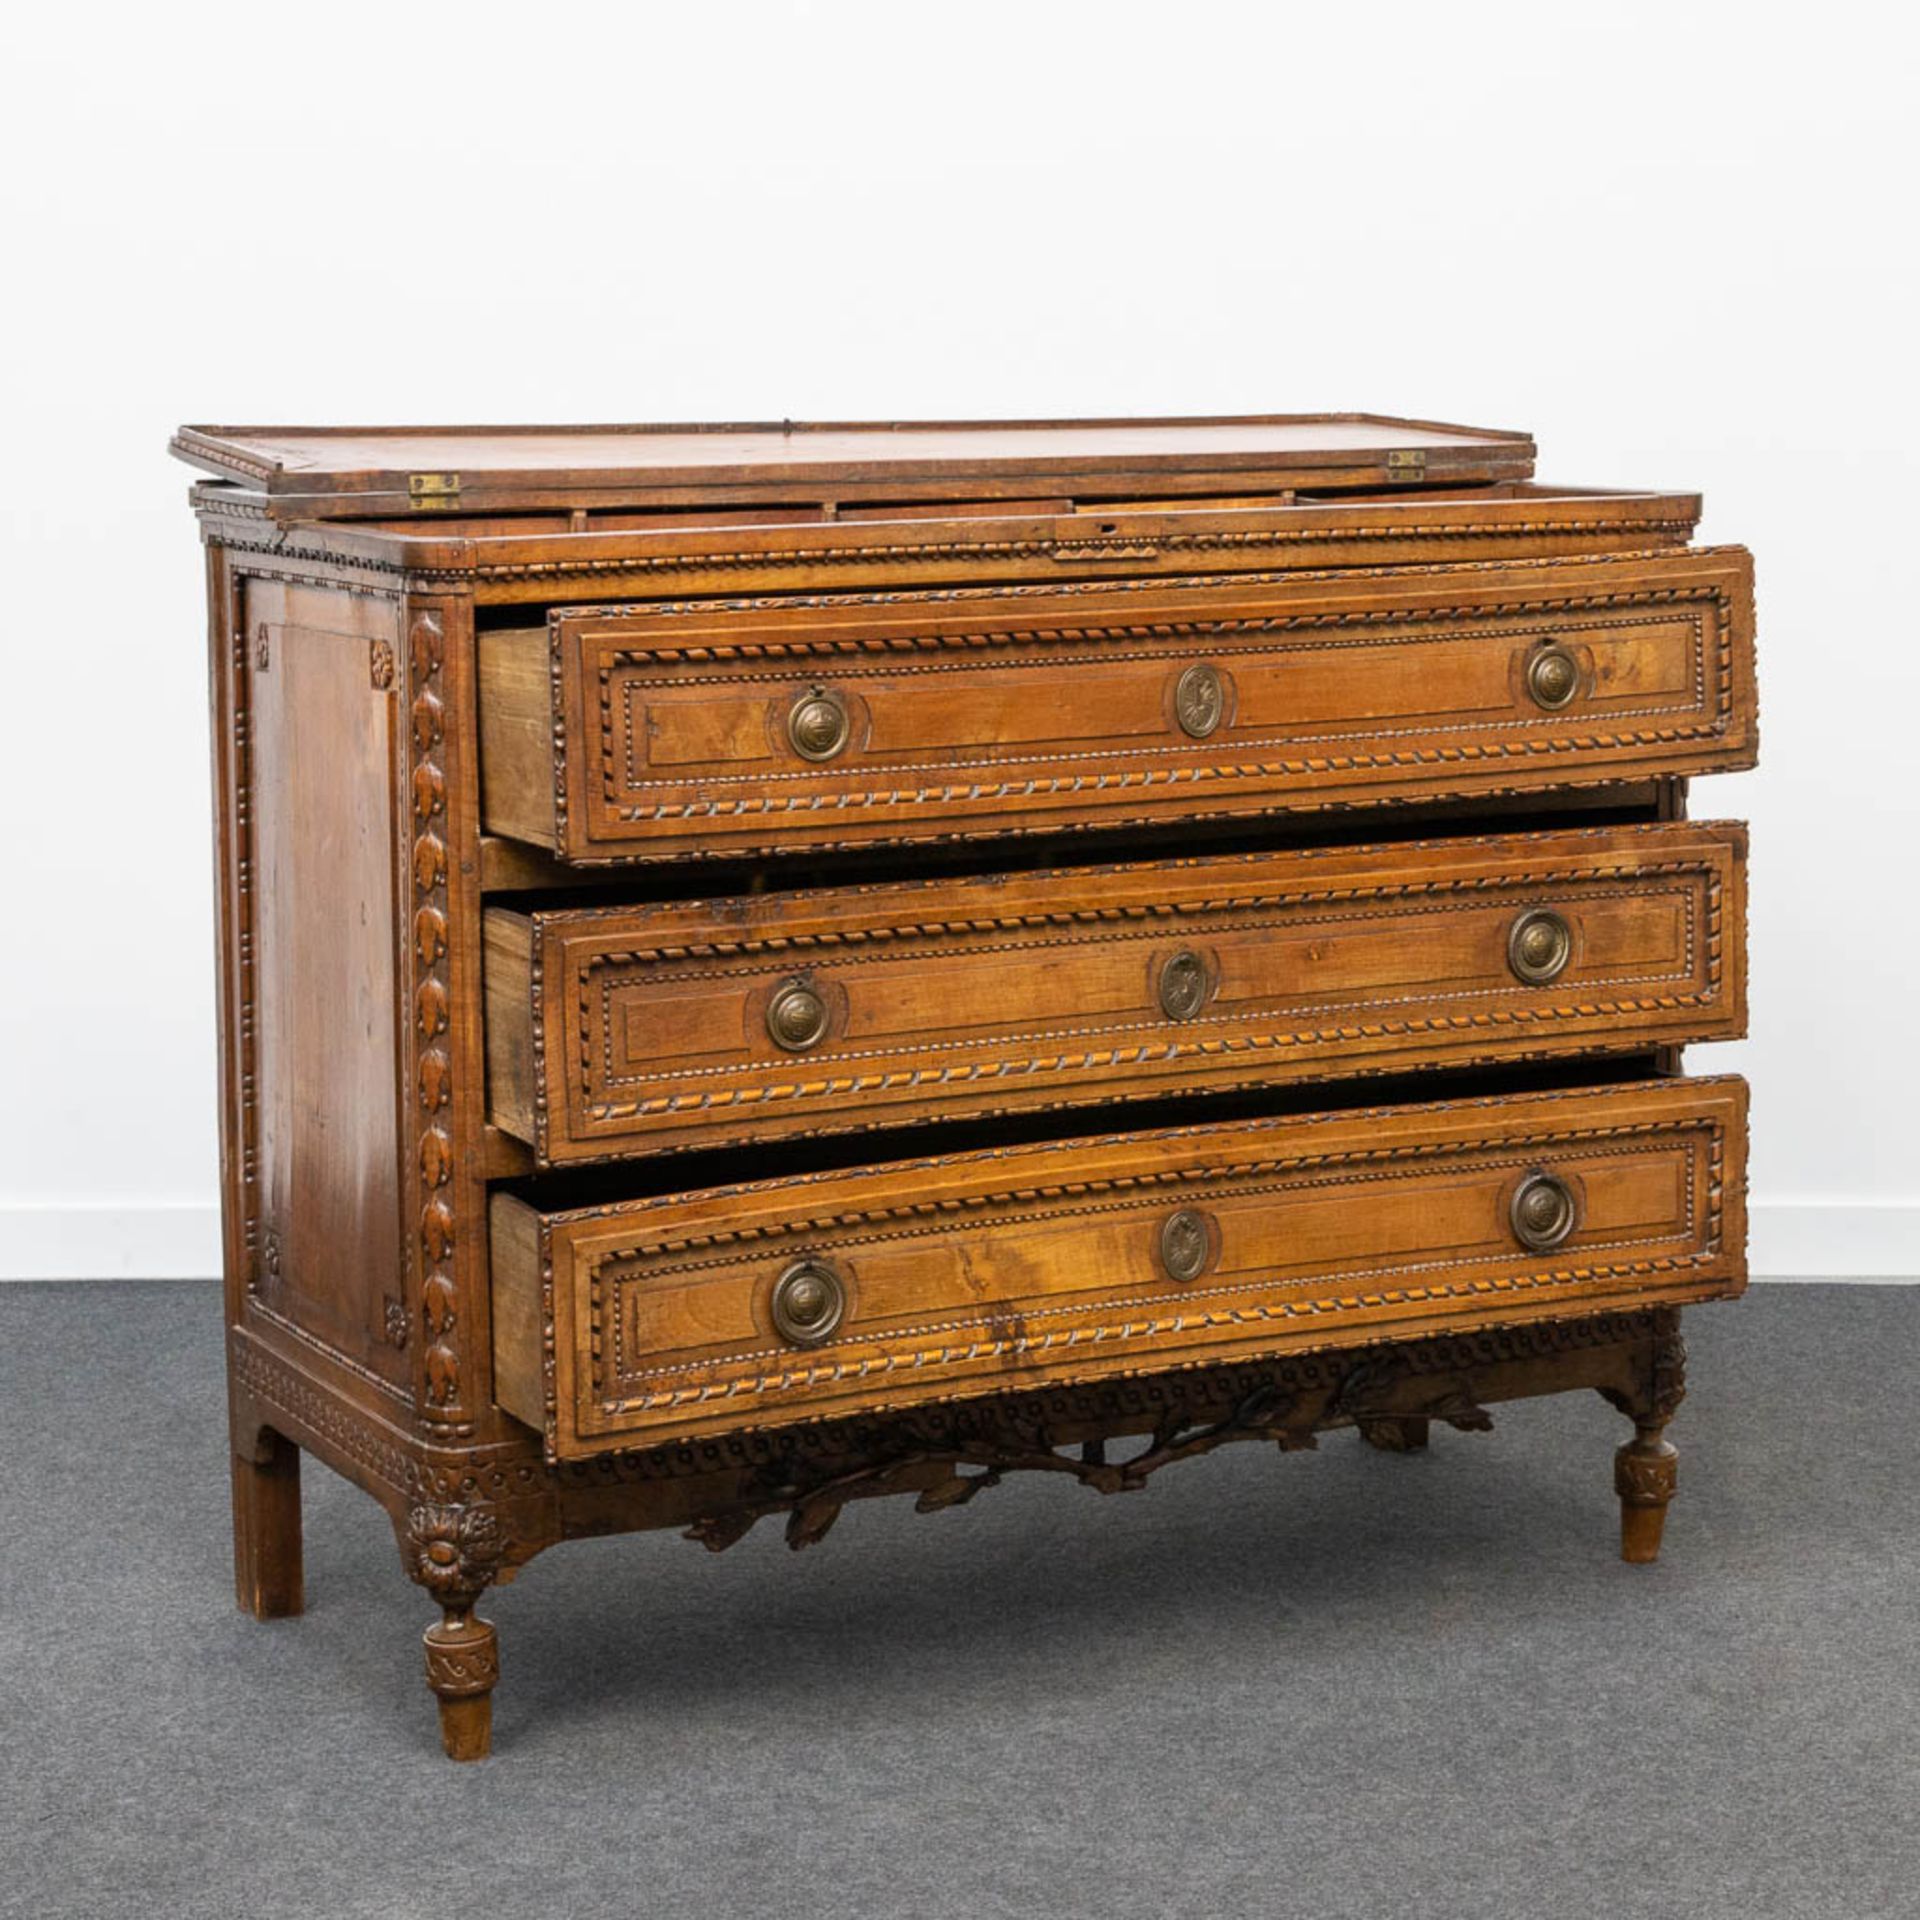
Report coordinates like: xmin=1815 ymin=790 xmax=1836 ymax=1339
xmin=172 ymin=415 xmax=1756 ymax=1759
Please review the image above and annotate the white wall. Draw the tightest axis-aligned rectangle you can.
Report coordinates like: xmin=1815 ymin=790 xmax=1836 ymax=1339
xmin=2 ymin=1 xmax=1913 ymax=1278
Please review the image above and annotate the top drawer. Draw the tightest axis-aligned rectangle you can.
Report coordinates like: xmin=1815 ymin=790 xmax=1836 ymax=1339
xmin=479 ymin=547 xmax=1757 ymax=864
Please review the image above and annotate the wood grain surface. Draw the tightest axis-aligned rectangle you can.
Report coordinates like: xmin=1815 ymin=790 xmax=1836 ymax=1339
xmin=494 ymin=1074 xmax=1747 ymax=1457
xmin=485 ymin=819 xmax=1746 ymax=1162
xmin=482 ymin=546 xmax=1756 ymax=861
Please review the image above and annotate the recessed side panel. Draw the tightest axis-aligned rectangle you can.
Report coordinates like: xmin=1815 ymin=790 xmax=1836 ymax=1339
xmin=244 ymin=578 xmax=410 ymax=1389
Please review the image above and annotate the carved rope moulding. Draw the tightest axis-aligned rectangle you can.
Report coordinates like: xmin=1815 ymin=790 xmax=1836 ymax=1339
xmin=590 ymin=604 xmax=1724 ymax=814
xmin=197 ymin=509 xmax=1702 ymax=584
xmin=597 ymin=1253 xmax=1720 ymax=1432
xmin=578 ymin=1123 xmax=1722 ymax=1416
xmin=569 ymin=875 xmax=1713 ymax=1117
xmin=559 ymin=1095 xmax=1731 ymax=1251
xmin=557 ymin=548 xmax=1748 ymax=620
xmin=543 ymin=562 xmax=1745 ymax=844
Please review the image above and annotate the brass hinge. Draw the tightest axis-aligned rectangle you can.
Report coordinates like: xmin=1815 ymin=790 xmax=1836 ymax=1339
xmin=1386 ymin=449 xmax=1427 ymax=483
xmin=408 ymin=472 xmax=462 ymax=510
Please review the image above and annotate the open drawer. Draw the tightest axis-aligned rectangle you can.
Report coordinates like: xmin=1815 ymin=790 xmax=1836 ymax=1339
xmin=485 ymin=820 xmax=1748 ymax=1164
xmin=478 ymin=546 xmax=1756 ymax=863
xmin=490 ymin=1074 xmax=1748 ymax=1459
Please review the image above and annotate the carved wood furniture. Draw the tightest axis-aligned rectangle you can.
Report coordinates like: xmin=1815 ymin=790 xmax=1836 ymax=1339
xmin=173 ymin=416 xmax=1755 ymax=1760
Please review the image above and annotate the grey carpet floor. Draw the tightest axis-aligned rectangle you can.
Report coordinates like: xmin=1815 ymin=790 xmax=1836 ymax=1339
xmin=0 ymin=1283 xmax=1915 ymax=1920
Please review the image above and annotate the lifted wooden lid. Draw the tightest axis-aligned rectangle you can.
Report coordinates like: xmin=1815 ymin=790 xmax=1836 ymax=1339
xmin=169 ymin=413 xmax=1535 ymax=520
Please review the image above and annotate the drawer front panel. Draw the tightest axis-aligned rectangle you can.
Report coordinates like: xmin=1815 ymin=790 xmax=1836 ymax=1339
xmin=498 ymin=548 xmax=1755 ymax=861
xmin=493 ymin=1076 xmax=1747 ymax=1457
xmin=486 ymin=822 xmax=1747 ymax=1163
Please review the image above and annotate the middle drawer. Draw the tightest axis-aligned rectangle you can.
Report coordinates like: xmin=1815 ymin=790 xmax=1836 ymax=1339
xmin=485 ymin=819 xmax=1745 ymax=1165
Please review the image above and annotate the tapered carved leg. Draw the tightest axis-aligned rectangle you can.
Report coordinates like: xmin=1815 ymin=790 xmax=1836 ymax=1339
xmin=402 ymin=1502 xmax=505 ymax=1761
xmin=232 ymin=1428 xmax=303 ymax=1618
xmin=1599 ymin=1309 xmax=1687 ymax=1564
xmin=1615 ymin=1421 xmax=1679 ymax=1564
xmin=1357 ymin=1416 xmax=1430 ymax=1453
xmin=424 ymin=1610 xmax=499 ymax=1761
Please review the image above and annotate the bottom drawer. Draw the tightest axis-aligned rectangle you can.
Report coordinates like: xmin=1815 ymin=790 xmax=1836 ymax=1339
xmin=491 ymin=1074 xmax=1747 ymax=1459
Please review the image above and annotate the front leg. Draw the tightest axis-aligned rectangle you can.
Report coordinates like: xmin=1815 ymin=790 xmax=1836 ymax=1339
xmin=1615 ymin=1420 xmax=1680 ymax=1564
xmin=423 ymin=1609 xmax=500 ymax=1762
xmin=1601 ymin=1310 xmax=1688 ymax=1565
xmin=402 ymin=1503 xmax=505 ymax=1760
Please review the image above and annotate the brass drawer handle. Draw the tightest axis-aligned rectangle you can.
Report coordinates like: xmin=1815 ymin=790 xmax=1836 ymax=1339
xmin=787 ymin=687 xmax=852 ymax=761
xmin=1174 ymin=662 xmax=1226 ymax=739
xmin=771 ymin=1259 xmax=846 ymax=1347
xmin=1158 ymin=949 xmax=1209 ymax=1020
xmin=1159 ymin=1208 xmax=1212 ymax=1281
xmin=766 ymin=979 xmax=831 ymax=1052
xmin=1510 ymin=1171 xmax=1578 ymax=1252
xmin=1525 ymin=643 xmax=1582 ymax=711
xmin=1507 ymin=908 xmax=1573 ymax=986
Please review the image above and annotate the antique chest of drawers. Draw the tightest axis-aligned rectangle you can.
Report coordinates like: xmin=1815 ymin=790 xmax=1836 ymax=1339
xmin=172 ymin=415 xmax=1756 ymax=1759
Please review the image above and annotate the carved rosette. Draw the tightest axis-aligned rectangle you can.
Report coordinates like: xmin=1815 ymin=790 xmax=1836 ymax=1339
xmin=406 ymin=1503 xmax=504 ymax=1603
xmin=407 ymin=611 xmax=459 ymax=1413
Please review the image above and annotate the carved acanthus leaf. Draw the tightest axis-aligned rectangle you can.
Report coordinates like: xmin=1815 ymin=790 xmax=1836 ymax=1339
xmin=684 ymin=1386 xmax=1309 ymax=1555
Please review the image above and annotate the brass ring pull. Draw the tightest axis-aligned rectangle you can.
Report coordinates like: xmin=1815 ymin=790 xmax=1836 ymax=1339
xmin=1510 ymin=1171 xmax=1578 ymax=1252
xmin=1158 ymin=949 xmax=1209 ymax=1020
xmin=771 ymin=1259 xmax=846 ymax=1347
xmin=1525 ymin=644 xmax=1581 ymax=712
xmin=1159 ymin=1208 xmax=1212 ymax=1281
xmin=766 ymin=980 xmax=831 ymax=1052
xmin=787 ymin=687 xmax=852 ymax=761
xmin=1507 ymin=908 xmax=1573 ymax=986
xmin=1173 ymin=662 xmax=1226 ymax=739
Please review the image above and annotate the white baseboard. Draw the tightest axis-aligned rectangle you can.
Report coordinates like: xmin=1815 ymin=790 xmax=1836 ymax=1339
xmin=1747 ymin=1202 xmax=1920 ymax=1281
xmin=1 ymin=1198 xmax=1916 ymax=1282
xmin=0 ymin=1202 xmax=223 ymax=1280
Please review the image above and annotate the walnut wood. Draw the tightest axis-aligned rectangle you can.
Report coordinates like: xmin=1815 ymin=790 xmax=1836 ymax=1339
xmin=495 ymin=1073 xmax=1746 ymax=1459
xmin=423 ymin=1612 xmax=498 ymax=1762
xmin=231 ymin=1430 xmax=303 ymax=1619
xmin=479 ymin=547 xmax=1756 ymax=863
xmin=171 ymin=413 xmax=1537 ymax=518
xmin=188 ymin=480 xmax=1702 ymax=607
xmin=174 ymin=414 xmax=1755 ymax=1758
xmin=483 ymin=819 xmax=1746 ymax=1163
xmin=476 ymin=782 xmax=1675 ymax=895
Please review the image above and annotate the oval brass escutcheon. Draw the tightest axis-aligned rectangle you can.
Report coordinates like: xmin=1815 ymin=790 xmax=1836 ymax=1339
xmin=1510 ymin=1171 xmax=1578 ymax=1253
xmin=1173 ymin=662 xmax=1226 ymax=739
xmin=1507 ymin=907 xmax=1574 ymax=986
xmin=1158 ymin=949 xmax=1209 ymax=1021
xmin=771 ymin=1259 xmax=846 ymax=1347
xmin=787 ymin=686 xmax=852 ymax=761
xmin=766 ymin=979 xmax=830 ymax=1052
xmin=1524 ymin=643 xmax=1582 ymax=712
xmin=1159 ymin=1208 xmax=1212 ymax=1281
